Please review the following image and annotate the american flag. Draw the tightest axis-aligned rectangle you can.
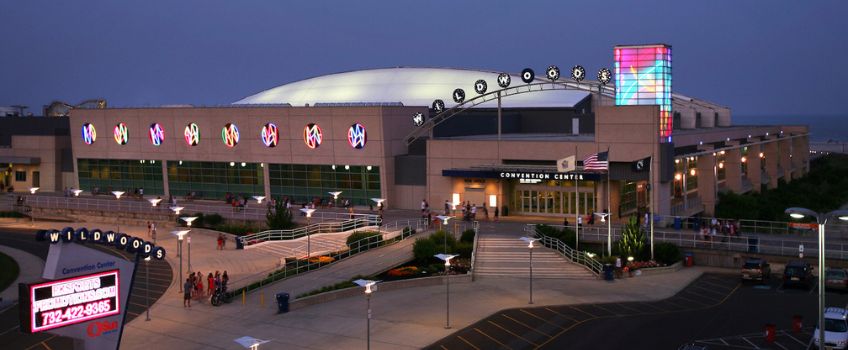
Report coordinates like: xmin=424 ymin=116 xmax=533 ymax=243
xmin=583 ymin=151 xmax=609 ymax=171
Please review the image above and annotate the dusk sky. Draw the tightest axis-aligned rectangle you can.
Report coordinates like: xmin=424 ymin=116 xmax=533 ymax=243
xmin=1 ymin=1 xmax=845 ymax=122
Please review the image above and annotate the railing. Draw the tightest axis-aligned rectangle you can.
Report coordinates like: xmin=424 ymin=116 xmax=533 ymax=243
xmin=524 ymin=224 xmax=602 ymax=276
xmin=241 ymin=216 xmax=381 ymax=247
xmin=575 ymin=225 xmax=848 ymax=260
xmin=226 ymin=219 xmax=429 ymax=297
xmin=19 ymin=193 xmax=378 ymax=223
xmin=649 ymin=214 xmax=848 ymax=237
xmin=470 ymin=220 xmax=480 ymax=281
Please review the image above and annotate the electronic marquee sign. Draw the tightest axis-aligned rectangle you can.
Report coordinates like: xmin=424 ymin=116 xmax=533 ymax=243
xmin=614 ymin=44 xmax=673 ymax=141
xmin=21 ymin=270 xmax=120 ymax=333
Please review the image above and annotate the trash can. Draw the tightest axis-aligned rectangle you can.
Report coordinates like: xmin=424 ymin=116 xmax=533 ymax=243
xmin=603 ymin=264 xmax=614 ymax=281
xmin=747 ymin=237 xmax=759 ymax=253
xmin=673 ymin=217 xmax=682 ymax=230
xmin=236 ymin=237 xmax=244 ymax=250
xmin=684 ymin=252 xmax=694 ymax=267
xmin=276 ymin=292 xmax=290 ymax=314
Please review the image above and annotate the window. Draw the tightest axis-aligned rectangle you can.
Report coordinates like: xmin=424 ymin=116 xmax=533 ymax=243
xmin=77 ymin=159 xmax=164 ymax=195
xmin=269 ymin=163 xmax=380 ymax=206
xmin=15 ymin=171 xmax=26 ymax=182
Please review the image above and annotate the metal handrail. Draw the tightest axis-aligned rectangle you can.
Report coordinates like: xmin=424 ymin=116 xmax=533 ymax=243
xmin=241 ymin=216 xmax=380 ymax=247
xmin=524 ymin=224 xmax=602 ymax=276
xmin=226 ymin=218 xmax=431 ymax=296
xmin=470 ymin=220 xmax=480 ymax=281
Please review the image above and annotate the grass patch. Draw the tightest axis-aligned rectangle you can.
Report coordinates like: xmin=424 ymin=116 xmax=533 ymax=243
xmin=0 ymin=251 xmax=20 ymax=292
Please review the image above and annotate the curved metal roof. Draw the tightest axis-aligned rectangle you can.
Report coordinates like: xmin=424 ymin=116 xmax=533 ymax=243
xmin=233 ymin=67 xmax=590 ymax=108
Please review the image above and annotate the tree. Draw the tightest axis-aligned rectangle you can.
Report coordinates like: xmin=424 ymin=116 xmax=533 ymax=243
xmin=616 ymin=216 xmax=645 ymax=259
xmin=266 ymin=200 xmax=296 ymax=230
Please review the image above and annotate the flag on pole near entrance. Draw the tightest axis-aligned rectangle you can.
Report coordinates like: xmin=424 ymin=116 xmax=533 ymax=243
xmin=583 ymin=151 xmax=609 ymax=171
xmin=632 ymin=156 xmax=651 ymax=172
xmin=557 ymin=155 xmax=576 ymax=172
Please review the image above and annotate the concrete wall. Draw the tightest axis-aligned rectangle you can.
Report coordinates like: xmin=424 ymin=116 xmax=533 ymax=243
xmin=0 ymin=135 xmax=70 ymax=192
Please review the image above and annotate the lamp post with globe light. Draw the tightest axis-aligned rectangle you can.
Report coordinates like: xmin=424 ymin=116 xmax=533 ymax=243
xmin=785 ymin=207 xmax=848 ymax=349
xmin=594 ymin=212 xmax=612 ymax=256
xmin=435 ymin=215 xmax=453 ymax=254
xmin=112 ymin=191 xmax=125 ymax=233
xmin=520 ymin=237 xmax=539 ymax=304
xmin=172 ymin=230 xmax=190 ymax=292
xmin=329 ymin=191 xmax=342 ymax=207
xmin=181 ymin=216 xmax=198 ymax=272
xmin=353 ymin=279 xmax=379 ymax=350
xmin=299 ymin=208 xmax=316 ymax=266
xmin=435 ymin=254 xmax=458 ymax=329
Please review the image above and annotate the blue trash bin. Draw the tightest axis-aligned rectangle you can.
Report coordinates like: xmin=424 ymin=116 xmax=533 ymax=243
xmin=603 ymin=264 xmax=614 ymax=281
xmin=276 ymin=292 xmax=290 ymax=314
xmin=236 ymin=237 xmax=244 ymax=250
xmin=673 ymin=217 xmax=682 ymax=230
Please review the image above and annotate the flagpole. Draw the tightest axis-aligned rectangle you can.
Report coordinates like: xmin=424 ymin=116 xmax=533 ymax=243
xmin=606 ymin=147 xmax=611 ymax=257
xmin=575 ymin=145 xmax=579 ymax=252
xmin=650 ymin=154 xmax=654 ymax=261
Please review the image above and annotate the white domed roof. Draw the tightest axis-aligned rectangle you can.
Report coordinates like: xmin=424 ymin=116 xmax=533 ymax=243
xmin=233 ymin=67 xmax=590 ymax=108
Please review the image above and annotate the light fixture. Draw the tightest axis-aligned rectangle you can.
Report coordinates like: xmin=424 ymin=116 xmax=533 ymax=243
xmin=72 ymin=189 xmax=83 ymax=197
xmin=435 ymin=215 xmax=452 ymax=225
xmin=718 ymin=162 xmax=724 ymax=169
xmin=690 ymin=169 xmax=696 ymax=176
xmin=172 ymin=230 xmax=190 ymax=240
xmin=230 ymin=162 xmax=235 ymax=166
xmin=627 ymin=256 xmax=634 ymax=262
xmin=112 ymin=191 xmax=125 ymax=199
xmin=179 ymin=160 xmax=183 ymax=165
xmin=748 ymin=135 xmax=752 ymax=138
xmin=488 ymin=195 xmax=497 ymax=208
xmin=720 ymin=151 xmax=725 ymax=155
xmin=759 ymin=152 xmax=765 ymax=158
xmin=299 ymin=208 xmax=316 ymax=218
xmin=766 ymin=132 xmax=769 ymax=136
xmin=171 ymin=206 xmax=185 ymax=215
xmin=789 ymin=213 xmax=806 ymax=219
xmin=180 ymin=216 xmax=198 ymax=227
xmin=328 ymin=191 xmax=342 ymax=200
xmin=148 ymin=198 xmax=162 ymax=207
xmin=741 ymin=156 xmax=747 ymax=163
xmin=674 ymin=173 xmax=682 ymax=181
xmin=726 ymin=137 xmax=730 ymax=142
xmin=151 ymin=160 xmax=155 ymax=164
xmin=29 ymin=187 xmax=40 ymax=194
xmin=331 ymin=165 xmax=336 ymax=170
xmin=699 ymin=141 xmax=703 ymax=145
xmin=241 ymin=162 xmax=246 ymax=167
xmin=252 ymin=196 xmax=265 ymax=204
xmin=140 ymin=160 xmax=145 ymax=164
xmin=675 ymin=159 xmax=680 ymax=164
xmin=366 ymin=165 xmax=372 ymax=171
xmin=354 ymin=279 xmax=379 ymax=294
xmin=345 ymin=165 xmax=350 ymax=170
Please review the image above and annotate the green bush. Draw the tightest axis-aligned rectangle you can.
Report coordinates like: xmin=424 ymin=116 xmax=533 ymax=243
xmin=191 ymin=212 xmax=206 ymax=227
xmin=215 ymin=224 xmax=262 ymax=236
xmin=413 ymin=237 xmax=437 ymax=264
xmin=535 ymin=224 xmax=576 ymax=249
xmin=456 ymin=242 xmax=473 ymax=259
xmin=346 ymin=231 xmax=382 ymax=247
xmin=266 ymin=201 xmax=296 ymax=230
xmin=204 ymin=213 xmax=224 ymax=227
xmin=460 ymin=229 xmax=476 ymax=243
xmin=429 ymin=230 xmax=457 ymax=252
xmin=616 ymin=216 xmax=646 ymax=259
xmin=0 ymin=211 xmax=24 ymax=218
xmin=654 ymin=242 xmax=681 ymax=265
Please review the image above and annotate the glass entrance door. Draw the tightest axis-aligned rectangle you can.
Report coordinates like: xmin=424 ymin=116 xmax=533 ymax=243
xmin=514 ymin=187 xmax=595 ymax=216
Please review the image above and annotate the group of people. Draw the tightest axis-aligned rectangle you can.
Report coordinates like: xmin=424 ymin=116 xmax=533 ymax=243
xmin=700 ymin=218 xmax=739 ymax=241
xmin=441 ymin=200 xmax=499 ymax=222
xmin=146 ymin=221 xmax=158 ymax=242
xmin=183 ymin=270 xmax=229 ymax=307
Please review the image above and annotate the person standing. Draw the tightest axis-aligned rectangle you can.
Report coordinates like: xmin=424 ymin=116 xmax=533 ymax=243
xmin=207 ymin=272 xmax=215 ymax=297
xmin=494 ymin=206 xmax=499 ymax=222
xmin=444 ymin=200 xmax=450 ymax=216
xmin=147 ymin=221 xmax=152 ymax=238
xmin=183 ymin=278 xmax=192 ymax=308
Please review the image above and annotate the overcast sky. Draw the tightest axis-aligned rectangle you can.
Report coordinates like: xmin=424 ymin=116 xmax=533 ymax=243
xmin=1 ymin=1 xmax=845 ymax=120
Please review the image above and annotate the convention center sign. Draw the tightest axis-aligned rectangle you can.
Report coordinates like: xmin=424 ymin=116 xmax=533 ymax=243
xmin=19 ymin=228 xmax=166 ymax=350
xmin=442 ymin=169 xmax=603 ymax=181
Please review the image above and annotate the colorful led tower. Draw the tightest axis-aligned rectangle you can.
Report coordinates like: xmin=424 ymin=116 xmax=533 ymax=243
xmin=614 ymin=44 xmax=673 ymax=142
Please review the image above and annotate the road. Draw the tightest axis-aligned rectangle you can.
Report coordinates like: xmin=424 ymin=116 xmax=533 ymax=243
xmin=428 ymin=273 xmax=848 ymax=350
xmin=0 ymin=228 xmax=173 ymax=350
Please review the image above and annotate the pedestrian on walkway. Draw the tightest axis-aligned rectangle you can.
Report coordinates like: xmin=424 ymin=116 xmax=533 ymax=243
xmin=207 ymin=272 xmax=215 ymax=297
xmin=444 ymin=200 xmax=450 ymax=216
xmin=195 ymin=272 xmax=204 ymax=300
xmin=483 ymin=205 xmax=488 ymax=221
xmin=494 ymin=206 xmax=499 ymax=221
xmin=222 ymin=271 xmax=229 ymax=290
xmin=151 ymin=224 xmax=157 ymax=243
xmin=147 ymin=221 xmax=152 ymax=238
xmin=217 ymin=233 xmax=224 ymax=250
xmin=183 ymin=278 xmax=192 ymax=308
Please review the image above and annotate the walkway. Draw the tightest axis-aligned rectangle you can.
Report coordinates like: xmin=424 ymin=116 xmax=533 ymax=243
xmin=249 ymin=226 xmax=380 ymax=260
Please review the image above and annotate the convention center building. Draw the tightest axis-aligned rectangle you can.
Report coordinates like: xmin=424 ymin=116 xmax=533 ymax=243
xmin=6 ymin=44 xmax=809 ymax=221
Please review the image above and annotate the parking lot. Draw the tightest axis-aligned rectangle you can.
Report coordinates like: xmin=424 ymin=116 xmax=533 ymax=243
xmin=428 ymin=273 xmax=848 ymax=350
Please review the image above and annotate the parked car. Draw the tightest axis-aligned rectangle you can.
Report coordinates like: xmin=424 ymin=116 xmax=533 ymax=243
xmin=826 ymin=268 xmax=848 ymax=291
xmin=678 ymin=344 xmax=708 ymax=350
xmin=813 ymin=307 xmax=848 ymax=349
xmin=741 ymin=258 xmax=771 ymax=282
xmin=783 ymin=260 xmax=814 ymax=289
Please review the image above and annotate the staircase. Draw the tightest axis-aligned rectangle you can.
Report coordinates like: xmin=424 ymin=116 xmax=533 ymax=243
xmin=473 ymin=233 xmax=596 ymax=279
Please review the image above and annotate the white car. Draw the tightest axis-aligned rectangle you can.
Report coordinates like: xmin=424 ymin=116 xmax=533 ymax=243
xmin=814 ymin=307 xmax=848 ymax=349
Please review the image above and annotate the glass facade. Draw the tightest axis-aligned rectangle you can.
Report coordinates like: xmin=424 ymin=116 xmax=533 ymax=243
xmin=77 ymin=159 xmax=164 ymax=194
xmin=167 ymin=161 xmax=263 ymax=200
xmin=620 ymin=181 xmax=638 ymax=215
xmin=268 ymin=164 xmax=380 ymax=206
xmin=509 ymin=180 xmax=596 ymax=216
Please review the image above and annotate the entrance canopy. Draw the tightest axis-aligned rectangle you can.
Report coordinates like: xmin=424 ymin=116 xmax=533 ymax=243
xmin=442 ymin=166 xmax=604 ymax=181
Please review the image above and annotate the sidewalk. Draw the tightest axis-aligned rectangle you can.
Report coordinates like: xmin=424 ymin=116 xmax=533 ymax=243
xmin=0 ymin=245 xmax=44 ymax=304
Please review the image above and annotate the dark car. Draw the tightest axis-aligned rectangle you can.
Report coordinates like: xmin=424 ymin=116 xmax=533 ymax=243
xmin=783 ymin=260 xmax=814 ymax=289
xmin=741 ymin=258 xmax=771 ymax=282
xmin=825 ymin=268 xmax=848 ymax=291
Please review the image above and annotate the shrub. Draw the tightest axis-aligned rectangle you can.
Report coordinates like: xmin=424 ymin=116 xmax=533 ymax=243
xmin=429 ymin=230 xmax=458 ymax=252
xmin=456 ymin=242 xmax=473 ymax=259
xmin=191 ymin=212 xmax=206 ymax=227
xmin=413 ymin=237 xmax=438 ymax=264
xmin=307 ymin=256 xmax=335 ymax=264
xmin=460 ymin=229 xmax=476 ymax=243
xmin=215 ymin=223 xmax=262 ymax=236
xmin=616 ymin=216 xmax=646 ymax=259
xmin=0 ymin=211 xmax=24 ymax=218
xmin=204 ymin=213 xmax=224 ymax=227
xmin=654 ymin=242 xmax=681 ymax=265
xmin=346 ymin=231 xmax=382 ymax=248
xmin=535 ymin=224 xmax=576 ymax=249
xmin=266 ymin=201 xmax=296 ymax=230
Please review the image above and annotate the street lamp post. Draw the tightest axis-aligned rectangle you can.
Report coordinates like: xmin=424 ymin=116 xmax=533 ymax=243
xmin=300 ymin=208 xmax=316 ymax=265
xmin=785 ymin=207 xmax=848 ymax=349
xmin=435 ymin=254 xmax=458 ymax=329
xmin=354 ymin=279 xmax=379 ymax=350
xmin=72 ymin=189 xmax=83 ymax=197
xmin=28 ymin=187 xmax=39 ymax=226
xmin=436 ymin=215 xmax=453 ymax=254
xmin=329 ymin=191 xmax=342 ymax=207
xmin=520 ymin=237 xmax=538 ymax=304
xmin=145 ymin=256 xmax=151 ymax=321
xmin=594 ymin=212 xmax=612 ymax=256
xmin=371 ymin=198 xmax=385 ymax=226
xmin=112 ymin=191 xmax=125 ymax=233
xmin=172 ymin=230 xmax=189 ymax=292
xmin=181 ymin=217 xmax=198 ymax=273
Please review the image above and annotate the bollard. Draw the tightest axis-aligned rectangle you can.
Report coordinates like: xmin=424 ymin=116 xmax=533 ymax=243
xmin=792 ymin=315 xmax=802 ymax=333
xmin=765 ymin=323 xmax=776 ymax=343
xmin=242 ymin=289 xmax=246 ymax=305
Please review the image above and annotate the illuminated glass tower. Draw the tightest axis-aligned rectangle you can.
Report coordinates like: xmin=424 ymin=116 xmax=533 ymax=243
xmin=614 ymin=44 xmax=673 ymax=142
